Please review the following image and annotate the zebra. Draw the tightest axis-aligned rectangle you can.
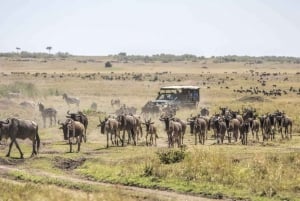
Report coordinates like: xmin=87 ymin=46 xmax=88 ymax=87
xmin=62 ymin=93 xmax=80 ymax=107
xmin=38 ymin=103 xmax=57 ymax=128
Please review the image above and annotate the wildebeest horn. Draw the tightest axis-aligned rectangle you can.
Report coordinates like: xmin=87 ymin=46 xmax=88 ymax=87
xmin=57 ymin=120 xmax=64 ymax=125
xmin=67 ymin=110 xmax=70 ymax=114
xmin=0 ymin=119 xmax=9 ymax=124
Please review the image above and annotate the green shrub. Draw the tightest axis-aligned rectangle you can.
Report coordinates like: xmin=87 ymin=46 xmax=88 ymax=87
xmin=156 ymin=149 xmax=185 ymax=164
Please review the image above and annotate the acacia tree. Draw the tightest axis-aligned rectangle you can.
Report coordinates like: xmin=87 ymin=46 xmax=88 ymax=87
xmin=46 ymin=46 xmax=52 ymax=54
xmin=16 ymin=47 xmax=21 ymax=54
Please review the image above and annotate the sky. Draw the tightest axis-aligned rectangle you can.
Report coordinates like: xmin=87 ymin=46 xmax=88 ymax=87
xmin=0 ymin=0 xmax=300 ymax=57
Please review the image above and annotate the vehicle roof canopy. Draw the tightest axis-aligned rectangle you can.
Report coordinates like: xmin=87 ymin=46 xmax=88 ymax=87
xmin=160 ymin=86 xmax=200 ymax=90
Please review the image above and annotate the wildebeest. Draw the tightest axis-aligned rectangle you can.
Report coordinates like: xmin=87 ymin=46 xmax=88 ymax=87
xmin=62 ymin=93 xmax=80 ymax=107
xmin=251 ymin=118 xmax=260 ymax=141
xmin=111 ymin=98 xmax=120 ymax=107
xmin=117 ymin=114 xmax=137 ymax=146
xmin=66 ymin=111 xmax=88 ymax=142
xmin=171 ymin=117 xmax=186 ymax=145
xmin=200 ymin=107 xmax=209 ymax=116
xmin=263 ymin=114 xmax=276 ymax=141
xmin=0 ymin=118 xmax=40 ymax=159
xmin=142 ymin=119 xmax=158 ymax=146
xmin=240 ymin=120 xmax=250 ymax=145
xmin=194 ymin=117 xmax=207 ymax=145
xmin=141 ymin=101 xmax=161 ymax=116
xmin=160 ymin=115 xmax=182 ymax=148
xmin=133 ymin=115 xmax=143 ymax=141
xmin=58 ymin=118 xmax=85 ymax=152
xmin=90 ymin=102 xmax=97 ymax=111
xmin=279 ymin=116 xmax=293 ymax=139
xmin=98 ymin=117 xmax=122 ymax=148
xmin=115 ymin=104 xmax=137 ymax=116
xmin=228 ymin=118 xmax=240 ymax=143
xmin=214 ymin=117 xmax=227 ymax=144
xmin=38 ymin=103 xmax=57 ymax=128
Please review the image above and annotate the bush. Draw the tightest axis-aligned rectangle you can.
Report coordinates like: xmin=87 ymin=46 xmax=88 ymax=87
xmin=156 ymin=149 xmax=185 ymax=164
xmin=105 ymin=61 xmax=112 ymax=68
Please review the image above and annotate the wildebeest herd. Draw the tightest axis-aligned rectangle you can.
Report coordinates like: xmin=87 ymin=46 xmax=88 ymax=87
xmin=0 ymin=92 xmax=294 ymax=159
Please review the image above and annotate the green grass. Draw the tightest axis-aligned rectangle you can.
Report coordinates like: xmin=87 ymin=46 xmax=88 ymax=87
xmin=77 ymin=146 xmax=300 ymax=201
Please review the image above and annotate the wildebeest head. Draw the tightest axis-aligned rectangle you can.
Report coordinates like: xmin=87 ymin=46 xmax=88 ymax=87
xmin=143 ymin=118 xmax=154 ymax=132
xmin=58 ymin=119 xmax=70 ymax=140
xmin=97 ymin=117 xmax=107 ymax=134
xmin=159 ymin=115 xmax=171 ymax=131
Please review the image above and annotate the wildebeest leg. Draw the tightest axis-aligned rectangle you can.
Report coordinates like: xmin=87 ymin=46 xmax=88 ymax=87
xmin=195 ymin=131 xmax=198 ymax=145
xmin=121 ymin=130 xmax=125 ymax=146
xmin=116 ymin=129 xmax=122 ymax=146
xmin=14 ymin=140 xmax=24 ymax=159
xmin=201 ymin=131 xmax=205 ymax=144
xmin=131 ymin=129 xmax=136 ymax=146
xmin=69 ymin=140 xmax=72 ymax=153
xmin=146 ymin=133 xmax=149 ymax=146
xmin=106 ymin=132 xmax=109 ymax=148
xmin=149 ymin=133 xmax=153 ymax=146
xmin=289 ymin=124 xmax=292 ymax=139
xmin=221 ymin=133 xmax=224 ymax=144
xmin=31 ymin=139 xmax=37 ymax=157
xmin=77 ymin=137 xmax=81 ymax=152
xmin=6 ymin=139 xmax=15 ymax=158
xmin=127 ymin=130 xmax=131 ymax=144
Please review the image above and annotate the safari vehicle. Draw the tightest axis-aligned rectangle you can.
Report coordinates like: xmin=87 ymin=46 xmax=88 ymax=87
xmin=152 ymin=85 xmax=200 ymax=108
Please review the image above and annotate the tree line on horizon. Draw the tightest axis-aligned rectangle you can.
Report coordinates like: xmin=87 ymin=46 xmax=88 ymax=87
xmin=1 ymin=50 xmax=300 ymax=64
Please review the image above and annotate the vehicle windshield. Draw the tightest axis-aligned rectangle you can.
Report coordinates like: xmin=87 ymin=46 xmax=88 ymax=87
xmin=157 ymin=93 xmax=176 ymax=100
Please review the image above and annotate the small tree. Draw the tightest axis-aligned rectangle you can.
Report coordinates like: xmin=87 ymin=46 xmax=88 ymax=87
xmin=105 ymin=61 xmax=112 ymax=68
xmin=16 ymin=47 xmax=21 ymax=54
xmin=46 ymin=46 xmax=52 ymax=54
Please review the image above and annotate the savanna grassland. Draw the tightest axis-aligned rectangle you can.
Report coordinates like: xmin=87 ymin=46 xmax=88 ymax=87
xmin=0 ymin=55 xmax=300 ymax=201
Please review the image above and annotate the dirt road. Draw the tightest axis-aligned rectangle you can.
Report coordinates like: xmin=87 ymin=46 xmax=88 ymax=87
xmin=0 ymin=164 xmax=228 ymax=201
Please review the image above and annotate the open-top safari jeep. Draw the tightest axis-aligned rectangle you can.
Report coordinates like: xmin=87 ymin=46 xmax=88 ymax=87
xmin=152 ymin=85 xmax=200 ymax=109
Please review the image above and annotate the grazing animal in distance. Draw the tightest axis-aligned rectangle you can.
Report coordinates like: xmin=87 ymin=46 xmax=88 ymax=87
xmin=0 ymin=118 xmax=40 ymax=159
xmin=38 ymin=103 xmax=57 ymax=128
xmin=62 ymin=93 xmax=80 ymax=107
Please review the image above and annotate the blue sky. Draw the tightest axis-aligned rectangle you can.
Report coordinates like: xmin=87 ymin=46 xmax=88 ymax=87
xmin=0 ymin=0 xmax=300 ymax=56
